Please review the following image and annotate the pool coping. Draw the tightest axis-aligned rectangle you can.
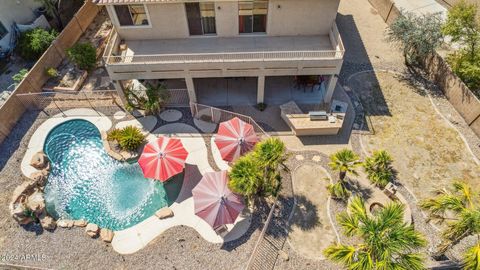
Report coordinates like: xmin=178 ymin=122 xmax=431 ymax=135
xmin=20 ymin=108 xmax=252 ymax=255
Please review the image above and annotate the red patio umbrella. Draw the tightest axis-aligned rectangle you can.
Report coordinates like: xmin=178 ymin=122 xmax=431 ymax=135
xmin=138 ymin=136 xmax=188 ymax=182
xmin=214 ymin=117 xmax=259 ymax=162
xmin=192 ymin=170 xmax=245 ymax=229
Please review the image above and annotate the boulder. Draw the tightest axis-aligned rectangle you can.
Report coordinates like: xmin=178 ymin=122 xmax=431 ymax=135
xmin=11 ymin=181 xmax=36 ymax=204
xmin=100 ymin=228 xmax=114 ymax=243
xmin=73 ymin=219 xmax=87 ymax=227
xmin=30 ymin=152 xmax=50 ymax=170
xmin=155 ymin=207 xmax=174 ymax=219
xmin=39 ymin=214 xmax=56 ymax=230
xmin=278 ymin=250 xmax=289 ymax=261
xmin=11 ymin=203 xmax=27 ymax=222
xmin=29 ymin=171 xmax=48 ymax=186
xmin=26 ymin=191 xmax=45 ymax=215
xmin=85 ymin=223 xmax=99 ymax=237
xmin=57 ymin=219 xmax=75 ymax=228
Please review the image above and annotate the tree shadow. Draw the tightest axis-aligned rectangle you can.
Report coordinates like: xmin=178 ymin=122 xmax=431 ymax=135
xmin=220 ymin=198 xmax=269 ymax=251
xmin=347 ymin=178 xmax=374 ymax=201
xmin=288 ymin=195 xmax=320 ymax=232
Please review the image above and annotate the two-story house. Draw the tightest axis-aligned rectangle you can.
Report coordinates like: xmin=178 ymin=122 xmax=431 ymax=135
xmin=96 ymin=0 xmax=344 ymax=107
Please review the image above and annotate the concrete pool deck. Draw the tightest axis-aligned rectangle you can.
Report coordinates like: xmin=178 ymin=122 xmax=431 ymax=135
xmin=21 ymin=108 xmax=252 ymax=255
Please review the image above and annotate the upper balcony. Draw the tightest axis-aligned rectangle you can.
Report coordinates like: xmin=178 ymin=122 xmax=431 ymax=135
xmin=103 ymin=23 xmax=344 ymax=80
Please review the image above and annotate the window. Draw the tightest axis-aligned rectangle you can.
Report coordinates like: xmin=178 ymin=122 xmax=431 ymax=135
xmin=0 ymin=21 xmax=7 ymax=40
xmin=114 ymin=4 xmax=149 ymax=27
xmin=239 ymin=0 xmax=268 ymax=33
xmin=186 ymin=2 xmax=216 ymax=35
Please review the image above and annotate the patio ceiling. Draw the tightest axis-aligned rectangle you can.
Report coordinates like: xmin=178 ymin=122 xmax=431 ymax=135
xmin=93 ymin=0 xmax=239 ymax=4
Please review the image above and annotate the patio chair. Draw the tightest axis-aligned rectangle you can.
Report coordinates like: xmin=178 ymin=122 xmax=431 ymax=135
xmin=214 ymin=224 xmax=229 ymax=238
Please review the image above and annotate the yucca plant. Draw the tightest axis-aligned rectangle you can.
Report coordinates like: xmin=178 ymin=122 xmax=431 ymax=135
xmin=420 ymin=182 xmax=480 ymax=261
xmin=329 ymin=149 xmax=361 ymax=181
xmin=363 ymin=150 xmax=394 ymax=188
xmin=228 ymin=153 xmax=262 ymax=206
xmin=324 ymin=196 xmax=426 ymax=270
xmin=107 ymin=126 xmax=145 ymax=152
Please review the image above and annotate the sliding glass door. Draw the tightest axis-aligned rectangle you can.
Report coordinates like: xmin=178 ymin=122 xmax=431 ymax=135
xmin=239 ymin=0 xmax=268 ymax=34
xmin=186 ymin=2 xmax=216 ymax=35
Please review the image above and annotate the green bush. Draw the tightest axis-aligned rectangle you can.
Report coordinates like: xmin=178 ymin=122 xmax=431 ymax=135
xmin=45 ymin=67 xmax=59 ymax=78
xmin=228 ymin=154 xmax=263 ymax=206
xmin=107 ymin=126 xmax=145 ymax=151
xmin=447 ymin=51 xmax=480 ymax=91
xmin=66 ymin=43 xmax=97 ymax=71
xmin=17 ymin=28 xmax=57 ymax=60
xmin=12 ymin=69 xmax=29 ymax=84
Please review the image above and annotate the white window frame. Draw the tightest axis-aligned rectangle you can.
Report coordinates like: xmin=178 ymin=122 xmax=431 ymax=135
xmin=112 ymin=4 xmax=152 ymax=29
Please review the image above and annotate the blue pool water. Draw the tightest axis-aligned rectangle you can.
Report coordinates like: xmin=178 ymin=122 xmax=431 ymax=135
xmin=43 ymin=119 xmax=182 ymax=230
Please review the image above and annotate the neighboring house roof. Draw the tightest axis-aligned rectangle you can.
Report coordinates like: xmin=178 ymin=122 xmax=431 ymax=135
xmin=94 ymin=0 xmax=238 ymax=4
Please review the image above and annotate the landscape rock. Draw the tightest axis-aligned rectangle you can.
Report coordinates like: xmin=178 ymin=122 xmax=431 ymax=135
xmin=26 ymin=191 xmax=45 ymax=215
xmin=39 ymin=214 xmax=56 ymax=230
xmin=29 ymin=171 xmax=48 ymax=186
xmin=278 ymin=250 xmax=289 ymax=261
xmin=100 ymin=228 xmax=114 ymax=243
xmin=30 ymin=152 xmax=50 ymax=170
xmin=11 ymin=181 xmax=36 ymax=204
xmin=85 ymin=223 xmax=99 ymax=237
xmin=57 ymin=219 xmax=75 ymax=228
xmin=155 ymin=207 xmax=174 ymax=219
xmin=73 ymin=219 xmax=87 ymax=227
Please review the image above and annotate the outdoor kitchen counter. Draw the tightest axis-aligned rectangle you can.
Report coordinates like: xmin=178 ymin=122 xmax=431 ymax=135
xmin=280 ymin=101 xmax=344 ymax=136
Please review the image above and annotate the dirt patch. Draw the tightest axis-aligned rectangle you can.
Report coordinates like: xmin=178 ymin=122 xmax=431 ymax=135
xmin=354 ymin=71 xmax=480 ymax=200
xmin=288 ymin=164 xmax=336 ymax=259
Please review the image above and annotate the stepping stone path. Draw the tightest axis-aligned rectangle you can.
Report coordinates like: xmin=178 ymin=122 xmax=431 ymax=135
xmin=312 ymin=155 xmax=321 ymax=162
xmin=113 ymin=111 xmax=127 ymax=120
xmin=295 ymin=155 xmax=304 ymax=161
xmin=159 ymin=109 xmax=183 ymax=122
xmin=194 ymin=118 xmax=217 ymax=133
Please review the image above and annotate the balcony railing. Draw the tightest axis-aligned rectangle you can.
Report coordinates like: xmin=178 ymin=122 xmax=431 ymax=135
xmin=103 ymin=24 xmax=345 ymax=65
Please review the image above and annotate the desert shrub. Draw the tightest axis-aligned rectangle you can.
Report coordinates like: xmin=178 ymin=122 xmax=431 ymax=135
xmin=107 ymin=126 xmax=145 ymax=151
xmin=17 ymin=28 xmax=57 ymax=60
xmin=45 ymin=67 xmax=59 ymax=78
xmin=66 ymin=43 xmax=97 ymax=71
xmin=228 ymin=154 xmax=262 ymax=206
xmin=12 ymin=69 xmax=29 ymax=84
xmin=387 ymin=10 xmax=443 ymax=66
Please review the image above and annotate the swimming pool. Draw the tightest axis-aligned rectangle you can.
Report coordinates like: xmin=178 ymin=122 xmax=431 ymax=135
xmin=43 ymin=119 xmax=182 ymax=231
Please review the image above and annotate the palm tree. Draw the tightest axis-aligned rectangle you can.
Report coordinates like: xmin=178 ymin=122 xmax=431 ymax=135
xmin=228 ymin=154 xmax=262 ymax=206
xmin=420 ymin=182 xmax=480 ymax=259
xmin=324 ymin=196 xmax=426 ymax=270
xmin=328 ymin=149 xmax=361 ymax=181
xmin=253 ymin=137 xmax=288 ymax=196
xmin=363 ymin=150 xmax=394 ymax=188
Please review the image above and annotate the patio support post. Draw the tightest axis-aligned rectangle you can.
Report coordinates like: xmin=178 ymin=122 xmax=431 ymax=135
xmin=324 ymin=75 xmax=338 ymax=104
xmin=185 ymin=76 xmax=197 ymax=103
xmin=257 ymin=75 xmax=265 ymax=104
xmin=113 ymin=80 xmax=128 ymax=106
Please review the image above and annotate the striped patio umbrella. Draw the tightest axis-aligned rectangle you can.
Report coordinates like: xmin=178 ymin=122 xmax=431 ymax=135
xmin=138 ymin=136 xmax=188 ymax=182
xmin=192 ymin=170 xmax=245 ymax=229
xmin=214 ymin=117 xmax=259 ymax=162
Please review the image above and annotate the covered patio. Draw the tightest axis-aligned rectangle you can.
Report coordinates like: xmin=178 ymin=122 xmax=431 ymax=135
xmin=195 ymin=76 xmax=330 ymax=107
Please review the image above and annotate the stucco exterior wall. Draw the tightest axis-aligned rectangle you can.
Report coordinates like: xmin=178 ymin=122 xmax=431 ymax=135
xmin=107 ymin=3 xmax=189 ymax=40
xmin=0 ymin=0 xmax=42 ymax=50
xmin=215 ymin=2 xmax=238 ymax=37
xmin=267 ymin=0 xmax=340 ymax=36
xmin=107 ymin=0 xmax=340 ymax=40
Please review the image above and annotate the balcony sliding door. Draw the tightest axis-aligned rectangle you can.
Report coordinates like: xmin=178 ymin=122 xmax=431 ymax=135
xmin=239 ymin=0 xmax=268 ymax=34
xmin=186 ymin=2 xmax=216 ymax=35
